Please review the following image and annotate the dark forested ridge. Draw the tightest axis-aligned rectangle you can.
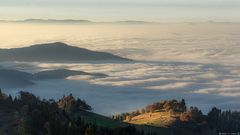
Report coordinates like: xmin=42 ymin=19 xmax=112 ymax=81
xmin=0 ymin=42 xmax=130 ymax=62
xmin=0 ymin=90 xmax=169 ymax=135
xmin=0 ymin=90 xmax=239 ymax=135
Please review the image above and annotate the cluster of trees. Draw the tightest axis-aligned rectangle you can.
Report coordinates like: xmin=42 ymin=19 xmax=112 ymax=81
xmin=172 ymin=106 xmax=240 ymax=134
xmin=113 ymin=99 xmax=187 ymax=121
xmin=0 ymin=90 xmax=158 ymax=135
xmin=176 ymin=106 xmax=240 ymax=134
xmin=1 ymin=89 xmax=240 ymax=135
xmin=179 ymin=107 xmax=204 ymax=122
xmin=207 ymin=107 xmax=240 ymax=133
xmin=0 ymin=89 xmax=8 ymax=100
xmin=112 ymin=97 xmax=240 ymax=134
xmin=145 ymin=99 xmax=187 ymax=113
xmin=57 ymin=93 xmax=92 ymax=112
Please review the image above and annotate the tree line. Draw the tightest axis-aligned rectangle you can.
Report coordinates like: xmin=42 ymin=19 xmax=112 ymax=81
xmin=0 ymin=90 xmax=157 ymax=135
xmin=113 ymin=98 xmax=240 ymax=134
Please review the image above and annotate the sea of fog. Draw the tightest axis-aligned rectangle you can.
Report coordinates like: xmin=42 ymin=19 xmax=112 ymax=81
xmin=0 ymin=22 xmax=240 ymax=115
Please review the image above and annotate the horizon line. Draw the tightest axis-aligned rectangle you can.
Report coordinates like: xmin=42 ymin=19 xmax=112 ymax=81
xmin=0 ymin=18 xmax=239 ymax=24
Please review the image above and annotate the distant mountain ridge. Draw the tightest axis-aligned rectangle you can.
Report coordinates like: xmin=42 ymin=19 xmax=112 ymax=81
xmin=0 ymin=19 xmax=237 ymax=24
xmin=0 ymin=19 xmax=92 ymax=24
xmin=20 ymin=19 xmax=91 ymax=23
xmin=0 ymin=19 xmax=152 ymax=24
xmin=0 ymin=68 xmax=108 ymax=88
xmin=34 ymin=69 xmax=107 ymax=80
xmin=0 ymin=69 xmax=34 ymax=88
xmin=0 ymin=42 xmax=130 ymax=62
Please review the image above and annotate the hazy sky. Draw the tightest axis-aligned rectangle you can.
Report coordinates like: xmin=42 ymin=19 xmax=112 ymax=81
xmin=0 ymin=0 xmax=240 ymax=22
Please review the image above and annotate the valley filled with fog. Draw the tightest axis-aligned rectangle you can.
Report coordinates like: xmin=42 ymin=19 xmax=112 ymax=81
xmin=0 ymin=22 xmax=240 ymax=115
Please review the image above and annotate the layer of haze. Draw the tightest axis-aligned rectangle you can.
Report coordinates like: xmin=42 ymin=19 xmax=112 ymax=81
xmin=0 ymin=23 xmax=240 ymax=64
xmin=0 ymin=0 xmax=240 ymax=22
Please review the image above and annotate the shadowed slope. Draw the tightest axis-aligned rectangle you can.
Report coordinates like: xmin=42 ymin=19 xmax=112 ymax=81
xmin=0 ymin=91 xmax=171 ymax=135
xmin=34 ymin=69 xmax=108 ymax=80
xmin=0 ymin=42 xmax=130 ymax=62
xmin=0 ymin=69 xmax=34 ymax=88
xmin=0 ymin=68 xmax=108 ymax=88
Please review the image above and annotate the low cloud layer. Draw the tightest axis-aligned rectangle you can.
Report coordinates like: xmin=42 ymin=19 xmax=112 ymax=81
xmin=1 ymin=23 xmax=240 ymax=115
xmin=2 ymin=60 xmax=240 ymax=115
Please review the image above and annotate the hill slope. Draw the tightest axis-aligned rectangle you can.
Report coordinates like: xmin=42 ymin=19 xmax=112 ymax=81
xmin=0 ymin=42 xmax=130 ymax=62
xmin=0 ymin=91 xmax=171 ymax=135
xmin=0 ymin=68 xmax=107 ymax=88
xmin=125 ymin=111 xmax=178 ymax=128
xmin=34 ymin=69 xmax=108 ymax=80
xmin=0 ymin=69 xmax=34 ymax=88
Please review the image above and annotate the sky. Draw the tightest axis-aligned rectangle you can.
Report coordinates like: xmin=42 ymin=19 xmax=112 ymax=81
xmin=0 ymin=0 xmax=240 ymax=22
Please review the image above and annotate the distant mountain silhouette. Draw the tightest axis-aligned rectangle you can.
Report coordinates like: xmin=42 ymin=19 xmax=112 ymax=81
xmin=0 ymin=19 xmax=154 ymax=24
xmin=20 ymin=19 xmax=92 ymax=23
xmin=0 ymin=68 xmax=108 ymax=88
xmin=34 ymin=69 xmax=107 ymax=80
xmin=113 ymin=20 xmax=152 ymax=24
xmin=0 ymin=42 xmax=130 ymax=62
xmin=0 ymin=19 xmax=92 ymax=24
xmin=0 ymin=69 xmax=34 ymax=88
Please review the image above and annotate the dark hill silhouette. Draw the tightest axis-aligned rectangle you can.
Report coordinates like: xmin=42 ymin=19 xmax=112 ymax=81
xmin=0 ymin=69 xmax=34 ymax=88
xmin=0 ymin=42 xmax=130 ymax=62
xmin=20 ymin=19 xmax=92 ymax=23
xmin=34 ymin=69 xmax=108 ymax=80
xmin=0 ymin=68 xmax=107 ymax=88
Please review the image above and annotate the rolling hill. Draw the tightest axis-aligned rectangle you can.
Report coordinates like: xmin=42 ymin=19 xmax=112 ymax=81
xmin=0 ymin=69 xmax=34 ymax=88
xmin=34 ymin=69 xmax=108 ymax=80
xmin=125 ymin=111 xmax=178 ymax=128
xmin=0 ymin=42 xmax=130 ymax=62
xmin=0 ymin=91 xmax=171 ymax=135
xmin=0 ymin=68 xmax=107 ymax=88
